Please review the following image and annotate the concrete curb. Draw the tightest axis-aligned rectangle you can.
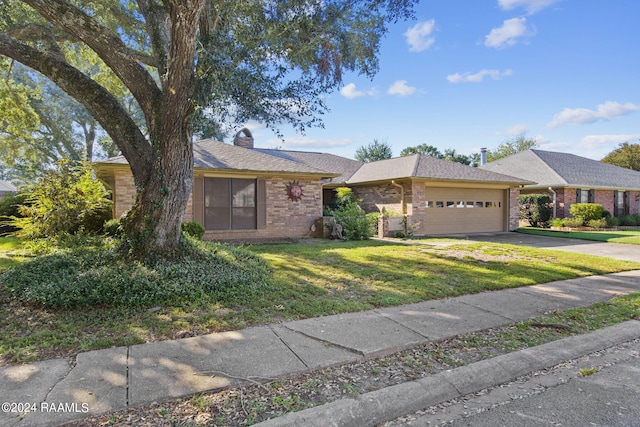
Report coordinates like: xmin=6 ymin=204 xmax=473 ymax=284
xmin=254 ymin=320 xmax=640 ymax=427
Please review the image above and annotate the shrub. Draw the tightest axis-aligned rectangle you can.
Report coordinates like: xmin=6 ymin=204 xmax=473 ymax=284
xmin=103 ymin=218 xmax=122 ymax=237
xmin=366 ymin=212 xmax=382 ymax=236
xmin=181 ymin=221 xmax=205 ymax=240
xmin=569 ymin=203 xmax=604 ymax=224
xmin=332 ymin=200 xmax=374 ymax=240
xmin=561 ymin=217 xmax=585 ymax=228
xmin=607 ymin=216 xmax=621 ymax=227
xmin=2 ymin=237 xmax=273 ymax=308
xmin=619 ymin=215 xmax=640 ymax=226
xmin=519 ymin=194 xmax=552 ymax=227
xmin=549 ymin=218 xmax=564 ymax=228
xmin=9 ymin=160 xmax=112 ymax=239
xmin=587 ymin=218 xmax=607 ymax=229
xmin=0 ymin=192 xmax=29 ymax=235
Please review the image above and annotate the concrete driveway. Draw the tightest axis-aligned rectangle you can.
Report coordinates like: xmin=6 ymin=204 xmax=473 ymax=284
xmin=457 ymin=231 xmax=640 ymax=263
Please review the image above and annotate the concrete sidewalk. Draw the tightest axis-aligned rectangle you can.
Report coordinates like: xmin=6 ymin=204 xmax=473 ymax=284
xmin=2 ymin=269 xmax=640 ymax=427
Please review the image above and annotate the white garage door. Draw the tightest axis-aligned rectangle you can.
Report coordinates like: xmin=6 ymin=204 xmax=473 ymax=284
xmin=424 ymin=187 xmax=506 ymax=234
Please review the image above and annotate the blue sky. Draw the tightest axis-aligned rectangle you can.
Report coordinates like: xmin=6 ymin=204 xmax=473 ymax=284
xmin=243 ymin=0 xmax=640 ymax=161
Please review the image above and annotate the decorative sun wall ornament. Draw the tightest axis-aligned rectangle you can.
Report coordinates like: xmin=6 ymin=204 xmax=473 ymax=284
xmin=285 ymin=180 xmax=304 ymax=201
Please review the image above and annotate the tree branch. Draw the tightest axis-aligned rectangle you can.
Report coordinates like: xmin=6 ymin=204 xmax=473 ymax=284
xmin=22 ymin=0 xmax=162 ymax=127
xmin=136 ymin=0 xmax=169 ymax=80
xmin=0 ymin=33 xmax=153 ymax=185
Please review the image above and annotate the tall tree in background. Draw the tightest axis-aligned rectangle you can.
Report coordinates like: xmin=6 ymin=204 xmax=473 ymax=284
xmin=1 ymin=63 xmax=124 ymax=184
xmin=601 ymin=142 xmax=640 ymax=172
xmin=355 ymin=138 xmax=393 ymax=162
xmin=400 ymin=144 xmax=472 ymax=165
xmin=485 ymin=132 xmax=538 ymax=163
xmin=400 ymin=143 xmax=440 ymax=157
xmin=0 ymin=0 xmax=415 ymax=258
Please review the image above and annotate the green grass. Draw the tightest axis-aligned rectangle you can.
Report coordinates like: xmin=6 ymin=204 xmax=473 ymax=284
xmin=517 ymin=227 xmax=640 ymax=244
xmin=0 ymin=237 xmax=25 ymax=271
xmin=1 ymin=237 xmax=639 ymax=364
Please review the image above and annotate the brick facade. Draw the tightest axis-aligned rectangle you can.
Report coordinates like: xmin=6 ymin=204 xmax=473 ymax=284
xmin=107 ymin=168 xmax=323 ymax=241
xmin=354 ymin=180 xmax=520 ymax=235
xmin=522 ymin=188 xmax=640 ymax=218
xmin=204 ymin=177 xmax=323 ymax=241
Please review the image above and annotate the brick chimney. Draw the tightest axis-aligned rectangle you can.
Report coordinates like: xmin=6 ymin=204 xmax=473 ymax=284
xmin=233 ymin=128 xmax=254 ymax=149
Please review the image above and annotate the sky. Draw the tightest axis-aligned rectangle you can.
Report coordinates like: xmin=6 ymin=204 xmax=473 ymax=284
xmin=238 ymin=0 xmax=640 ymax=161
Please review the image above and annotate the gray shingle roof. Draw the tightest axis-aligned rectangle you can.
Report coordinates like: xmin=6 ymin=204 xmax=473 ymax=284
xmin=253 ymin=149 xmax=363 ymax=184
xmin=481 ymin=149 xmax=640 ymax=190
xmin=0 ymin=180 xmax=17 ymax=193
xmin=99 ymin=140 xmax=336 ymax=176
xmin=347 ymin=154 xmax=531 ymax=185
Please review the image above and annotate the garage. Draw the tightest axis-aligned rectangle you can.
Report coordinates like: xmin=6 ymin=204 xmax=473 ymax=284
xmin=424 ymin=187 xmax=507 ymax=234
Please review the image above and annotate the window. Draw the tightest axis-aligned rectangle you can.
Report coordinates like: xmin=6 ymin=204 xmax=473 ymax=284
xmin=204 ymin=178 xmax=256 ymax=230
xmin=425 ymin=201 xmax=434 ymax=208
xmin=576 ymin=189 xmax=595 ymax=203
xmin=436 ymin=201 xmax=444 ymax=208
xmin=476 ymin=202 xmax=484 ymax=208
xmin=614 ymin=190 xmax=630 ymax=217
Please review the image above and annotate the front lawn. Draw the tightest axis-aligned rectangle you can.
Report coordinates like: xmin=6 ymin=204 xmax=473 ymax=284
xmin=1 ymin=238 xmax=639 ymax=364
xmin=517 ymin=227 xmax=640 ymax=245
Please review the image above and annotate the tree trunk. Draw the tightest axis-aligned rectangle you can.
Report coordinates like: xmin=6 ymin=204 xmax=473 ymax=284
xmin=122 ymin=130 xmax=194 ymax=258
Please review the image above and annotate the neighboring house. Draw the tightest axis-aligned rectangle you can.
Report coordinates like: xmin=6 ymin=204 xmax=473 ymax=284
xmin=481 ymin=149 xmax=640 ymax=218
xmin=0 ymin=180 xmax=17 ymax=200
xmin=95 ymin=129 xmax=531 ymax=240
xmin=345 ymin=155 xmax=531 ymax=235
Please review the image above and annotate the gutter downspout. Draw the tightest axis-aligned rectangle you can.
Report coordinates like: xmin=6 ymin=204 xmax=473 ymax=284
xmin=548 ymin=187 xmax=557 ymax=219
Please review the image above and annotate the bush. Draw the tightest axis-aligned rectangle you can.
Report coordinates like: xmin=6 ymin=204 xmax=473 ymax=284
xmin=103 ymin=218 xmax=122 ymax=237
xmin=1 ymin=237 xmax=273 ymax=308
xmin=569 ymin=203 xmax=604 ymax=224
xmin=181 ymin=221 xmax=205 ymax=240
xmin=549 ymin=218 xmax=564 ymax=228
xmin=587 ymin=218 xmax=607 ymax=229
xmin=9 ymin=160 xmax=112 ymax=239
xmin=607 ymin=216 xmax=621 ymax=227
xmin=619 ymin=215 xmax=640 ymax=226
xmin=519 ymin=194 xmax=552 ymax=227
xmin=332 ymin=200 xmax=374 ymax=240
xmin=366 ymin=212 xmax=382 ymax=236
xmin=562 ymin=217 xmax=585 ymax=228
xmin=0 ymin=192 xmax=29 ymax=235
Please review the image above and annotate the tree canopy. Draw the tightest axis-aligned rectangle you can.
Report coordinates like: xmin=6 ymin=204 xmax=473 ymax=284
xmin=0 ymin=0 xmax=416 ymax=257
xmin=355 ymin=138 xmax=393 ymax=162
xmin=601 ymin=141 xmax=640 ymax=171
xmin=400 ymin=144 xmax=472 ymax=165
xmin=485 ymin=132 xmax=537 ymax=163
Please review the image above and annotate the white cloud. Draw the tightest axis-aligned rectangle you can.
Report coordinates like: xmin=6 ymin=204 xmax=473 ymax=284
xmin=388 ymin=80 xmax=416 ymax=96
xmin=547 ymin=101 xmax=640 ymax=128
xmin=340 ymin=83 xmax=365 ymax=99
xmin=580 ymin=134 xmax=640 ymax=150
xmin=404 ymin=20 xmax=436 ymax=52
xmin=498 ymin=0 xmax=561 ymax=14
xmin=501 ymin=123 xmax=530 ymax=135
xmin=447 ymin=69 xmax=513 ymax=83
xmin=484 ymin=17 xmax=531 ymax=49
xmin=263 ymin=136 xmax=354 ymax=150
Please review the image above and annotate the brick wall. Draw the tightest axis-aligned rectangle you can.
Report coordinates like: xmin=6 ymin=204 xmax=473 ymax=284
xmin=508 ymin=187 xmax=520 ymax=230
xmin=113 ymin=169 xmax=136 ymax=218
xmin=199 ymin=177 xmax=323 ymax=241
xmin=353 ymin=182 xmax=408 ymax=214
xmin=521 ymin=187 xmax=640 ymax=218
xmin=410 ymin=181 xmax=426 ymax=234
xmin=109 ymin=169 xmax=323 ymax=241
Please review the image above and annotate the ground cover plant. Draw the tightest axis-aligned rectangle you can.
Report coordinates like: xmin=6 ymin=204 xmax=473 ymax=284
xmin=1 ymin=237 xmax=638 ymax=365
xmin=517 ymin=227 xmax=640 ymax=245
xmin=66 ymin=292 xmax=640 ymax=427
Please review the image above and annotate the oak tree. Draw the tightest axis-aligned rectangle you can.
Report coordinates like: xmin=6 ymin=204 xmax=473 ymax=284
xmin=0 ymin=0 xmax=415 ymax=258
